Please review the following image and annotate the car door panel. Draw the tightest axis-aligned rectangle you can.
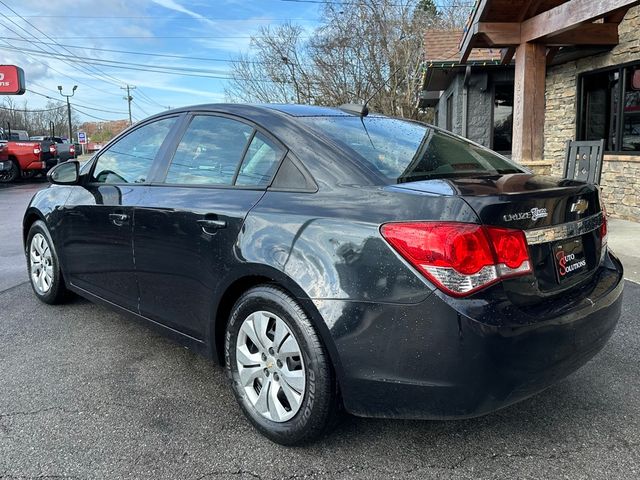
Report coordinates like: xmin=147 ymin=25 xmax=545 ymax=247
xmin=61 ymin=185 xmax=143 ymax=311
xmin=134 ymin=187 xmax=265 ymax=338
xmin=56 ymin=116 xmax=179 ymax=311
xmin=132 ymin=114 xmax=285 ymax=338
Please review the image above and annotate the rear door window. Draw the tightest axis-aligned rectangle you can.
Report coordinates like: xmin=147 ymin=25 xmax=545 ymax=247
xmin=164 ymin=115 xmax=253 ymax=186
xmin=235 ymin=132 xmax=285 ymax=186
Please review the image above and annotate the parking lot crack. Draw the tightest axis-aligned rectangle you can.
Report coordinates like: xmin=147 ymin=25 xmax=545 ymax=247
xmin=195 ymin=470 xmax=262 ymax=480
xmin=0 ymin=406 xmax=83 ymax=420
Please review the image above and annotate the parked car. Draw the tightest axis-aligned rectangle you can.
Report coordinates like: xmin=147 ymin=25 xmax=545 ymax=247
xmin=7 ymin=129 xmax=29 ymax=140
xmin=23 ymin=104 xmax=623 ymax=445
xmin=0 ymin=134 xmax=57 ymax=182
xmin=30 ymin=136 xmax=76 ymax=162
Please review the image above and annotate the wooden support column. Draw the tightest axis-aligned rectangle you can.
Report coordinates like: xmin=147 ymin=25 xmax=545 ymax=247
xmin=512 ymin=42 xmax=546 ymax=163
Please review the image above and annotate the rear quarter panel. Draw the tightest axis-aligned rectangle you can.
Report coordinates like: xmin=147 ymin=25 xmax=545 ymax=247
xmin=239 ymin=186 xmax=479 ymax=304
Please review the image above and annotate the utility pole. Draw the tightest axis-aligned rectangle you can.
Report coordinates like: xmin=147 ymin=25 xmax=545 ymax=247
xmin=57 ymin=85 xmax=77 ymax=142
xmin=121 ymin=85 xmax=136 ymax=126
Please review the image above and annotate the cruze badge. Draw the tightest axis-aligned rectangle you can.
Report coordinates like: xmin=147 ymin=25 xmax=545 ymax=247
xmin=503 ymin=207 xmax=548 ymax=222
xmin=570 ymin=199 xmax=589 ymax=214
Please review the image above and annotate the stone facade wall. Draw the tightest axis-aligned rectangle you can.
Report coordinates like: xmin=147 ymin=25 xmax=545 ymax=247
xmin=544 ymin=6 xmax=640 ymax=220
xmin=436 ymin=67 xmax=514 ymax=149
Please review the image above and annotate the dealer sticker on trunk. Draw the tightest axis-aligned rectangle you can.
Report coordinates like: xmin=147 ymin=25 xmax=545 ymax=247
xmin=554 ymin=238 xmax=587 ymax=283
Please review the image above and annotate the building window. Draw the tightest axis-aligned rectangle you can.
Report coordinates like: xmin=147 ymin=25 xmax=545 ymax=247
xmin=578 ymin=64 xmax=640 ymax=153
xmin=446 ymin=94 xmax=453 ymax=132
xmin=492 ymin=84 xmax=514 ymax=153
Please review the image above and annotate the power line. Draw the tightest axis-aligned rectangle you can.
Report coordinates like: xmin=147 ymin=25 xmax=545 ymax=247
xmin=26 ymin=88 xmax=129 ymax=115
xmin=71 ymin=105 xmax=113 ymax=122
xmin=0 ymin=0 xmax=122 ymax=85
xmin=2 ymin=15 xmax=320 ymax=20
xmin=0 ymin=45 xmax=254 ymax=81
xmin=0 ymin=34 xmax=122 ymax=98
xmin=277 ymin=0 xmax=472 ymax=5
xmin=0 ymin=37 xmax=256 ymax=64
xmin=0 ymin=105 xmax=64 ymax=113
xmin=136 ymin=89 xmax=168 ymax=109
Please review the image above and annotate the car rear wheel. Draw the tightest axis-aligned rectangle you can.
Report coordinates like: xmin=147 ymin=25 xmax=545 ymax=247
xmin=26 ymin=220 xmax=71 ymax=304
xmin=225 ymin=285 xmax=339 ymax=445
xmin=0 ymin=160 xmax=19 ymax=183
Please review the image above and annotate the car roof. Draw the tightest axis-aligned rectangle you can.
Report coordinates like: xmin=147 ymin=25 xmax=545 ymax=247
xmin=260 ymin=104 xmax=357 ymax=117
xmin=163 ymin=103 xmax=381 ymax=119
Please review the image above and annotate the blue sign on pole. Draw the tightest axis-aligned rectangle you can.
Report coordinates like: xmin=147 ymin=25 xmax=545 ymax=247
xmin=78 ymin=131 xmax=87 ymax=144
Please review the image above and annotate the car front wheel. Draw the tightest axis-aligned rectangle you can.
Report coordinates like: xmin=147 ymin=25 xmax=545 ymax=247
xmin=225 ymin=285 xmax=339 ymax=445
xmin=26 ymin=220 xmax=71 ymax=304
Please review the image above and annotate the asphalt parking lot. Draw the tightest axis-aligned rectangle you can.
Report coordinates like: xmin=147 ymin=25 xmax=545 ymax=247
xmin=1 ymin=181 xmax=639 ymax=479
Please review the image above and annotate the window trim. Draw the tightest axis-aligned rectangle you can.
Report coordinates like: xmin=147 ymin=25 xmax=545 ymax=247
xmin=445 ymin=93 xmax=454 ymax=132
xmin=84 ymin=113 xmax=185 ymax=186
xmin=490 ymin=82 xmax=514 ymax=155
xmin=577 ymin=59 xmax=640 ymax=156
xmin=154 ymin=111 xmax=289 ymax=190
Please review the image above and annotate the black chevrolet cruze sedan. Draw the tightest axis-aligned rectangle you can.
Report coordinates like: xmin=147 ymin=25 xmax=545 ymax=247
xmin=24 ymin=104 xmax=623 ymax=445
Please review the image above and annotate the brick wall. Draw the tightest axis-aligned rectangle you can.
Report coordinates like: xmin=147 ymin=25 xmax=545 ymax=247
xmin=544 ymin=6 xmax=640 ymax=220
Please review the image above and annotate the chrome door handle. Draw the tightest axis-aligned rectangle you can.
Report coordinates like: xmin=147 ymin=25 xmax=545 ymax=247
xmin=197 ymin=218 xmax=227 ymax=232
xmin=109 ymin=213 xmax=129 ymax=226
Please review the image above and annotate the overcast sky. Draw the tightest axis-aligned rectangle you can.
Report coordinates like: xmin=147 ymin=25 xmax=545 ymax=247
xmin=1 ymin=0 xmax=322 ymax=122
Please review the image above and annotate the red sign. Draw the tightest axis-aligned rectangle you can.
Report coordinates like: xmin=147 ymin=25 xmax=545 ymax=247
xmin=0 ymin=65 xmax=26 ymax=95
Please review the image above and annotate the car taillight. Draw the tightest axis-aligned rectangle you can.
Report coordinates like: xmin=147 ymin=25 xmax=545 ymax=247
xmin=49 ymin=144 xmax=57 ymax=154
xmin=380 ymin=222 xmax=532 ymax=297
xmin=70 ymin=145 xmax=75 ymax=154
xmin=33 ymin=147 xmax=41 ymax=155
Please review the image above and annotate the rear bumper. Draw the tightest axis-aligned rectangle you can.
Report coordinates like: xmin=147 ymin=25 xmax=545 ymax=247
xmin=318 ymin=251 xmax=624 ymax=419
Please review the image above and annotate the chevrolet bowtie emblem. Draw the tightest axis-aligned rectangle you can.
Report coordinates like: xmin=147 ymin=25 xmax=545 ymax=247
xmin=570 ymin=199 xmax=589 ymax=214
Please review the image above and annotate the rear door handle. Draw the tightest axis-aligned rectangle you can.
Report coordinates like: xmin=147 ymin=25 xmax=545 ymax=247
xmin=109 ymin=213 xmax=129 ymax=226
xmin=197 ymin=218 xmax=227 ymax=233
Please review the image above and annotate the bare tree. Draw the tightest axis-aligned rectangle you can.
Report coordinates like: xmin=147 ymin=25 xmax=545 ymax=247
xmin=225 ymin=0 xmax=471 ymax=119
xmin=0 ymin=98 xmax=80 ymax=138
xmin=224 ymin=23 xmax=314 ymax=104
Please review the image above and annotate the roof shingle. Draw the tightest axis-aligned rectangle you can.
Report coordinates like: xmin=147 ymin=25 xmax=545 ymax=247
xmin=424 ymin=30 xmax=503 ymax=63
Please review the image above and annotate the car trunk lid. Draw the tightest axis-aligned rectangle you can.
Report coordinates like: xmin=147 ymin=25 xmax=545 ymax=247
xmin=394 ymin=174 xmax=606 ymax=296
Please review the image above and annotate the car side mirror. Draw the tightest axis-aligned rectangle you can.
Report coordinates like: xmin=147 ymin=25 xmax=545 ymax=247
xmin=48 ymin=160 xmax=80 ymax=185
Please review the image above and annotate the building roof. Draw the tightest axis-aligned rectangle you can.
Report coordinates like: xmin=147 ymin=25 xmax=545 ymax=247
xmin=425 ymin=30 xmax=502 ymax=64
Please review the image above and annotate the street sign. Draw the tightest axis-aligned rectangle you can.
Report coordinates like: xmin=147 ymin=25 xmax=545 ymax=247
xmin=0 ymin=65 xmax=26 ymax=95
xmin=78 ymin=131 xmax=87 ymax=144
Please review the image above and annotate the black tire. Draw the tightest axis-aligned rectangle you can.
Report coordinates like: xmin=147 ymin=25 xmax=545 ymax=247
xmin=225 ymin=285 xmax=339 ymax=445
xmin=0 ymin=160 xmax=20 ymax=183
xmin=25 ymin=220 xmax=72 ymax=304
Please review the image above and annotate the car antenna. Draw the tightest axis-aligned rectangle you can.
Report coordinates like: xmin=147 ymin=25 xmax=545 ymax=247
xmin=337 ymin=65 xmax=405 ymax=149
xmin=338 ymin=65 xmax=404 ymax=118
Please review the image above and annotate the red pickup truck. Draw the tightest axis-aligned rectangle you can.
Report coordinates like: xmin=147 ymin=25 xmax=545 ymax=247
xmin=0 ymin=139 xmax=58 ymax=183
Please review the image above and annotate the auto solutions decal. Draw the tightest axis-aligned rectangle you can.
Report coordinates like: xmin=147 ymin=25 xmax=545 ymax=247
xmin=556 ymin=249 xmax=587 ymax=277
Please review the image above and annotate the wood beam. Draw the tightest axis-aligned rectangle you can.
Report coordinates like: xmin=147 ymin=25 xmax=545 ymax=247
xmin=605 ymin=9 xmax=630 ymax=23
xmin=459 ymin=0 xmax=490 ymax=62
xmin=546 ymin=47 xmax=560 ymax=65
xmin=500 ymin=47 xmax=516 ymax=65
xmin=512 ymin=43 xmax=546 ymax=164
xmin=520 ymin=0 xmax=545 ymax=21
xmin=521 ymin=0 xmax=640 ymax=42
xmin=540 ymin=23 xmax=619 ymax=46
xmin=476 ymin=22 xmax=521 ymax=47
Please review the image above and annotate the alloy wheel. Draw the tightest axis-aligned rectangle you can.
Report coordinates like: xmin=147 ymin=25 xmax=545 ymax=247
xmin=235 ymin=310 xmax=306 ymax=423
xmin=30 ymin=233 xmax=54 ymax=294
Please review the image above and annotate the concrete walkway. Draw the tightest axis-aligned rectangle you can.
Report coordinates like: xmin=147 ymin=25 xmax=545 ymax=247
xmin=608 ymin=218 xmax=640 ymax=284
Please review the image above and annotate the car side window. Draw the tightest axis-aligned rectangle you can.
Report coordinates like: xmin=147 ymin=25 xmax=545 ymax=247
xmin=235 ymin=132 xmax=285 ymax=187
xmin=165 ymin=115 xmax=253 ymax=185
xmin=91 ymin=117 xmax=175 ymax=184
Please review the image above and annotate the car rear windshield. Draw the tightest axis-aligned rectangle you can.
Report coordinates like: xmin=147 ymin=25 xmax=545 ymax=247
xmin=301 ymin=116 xmax=523 ymax=183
